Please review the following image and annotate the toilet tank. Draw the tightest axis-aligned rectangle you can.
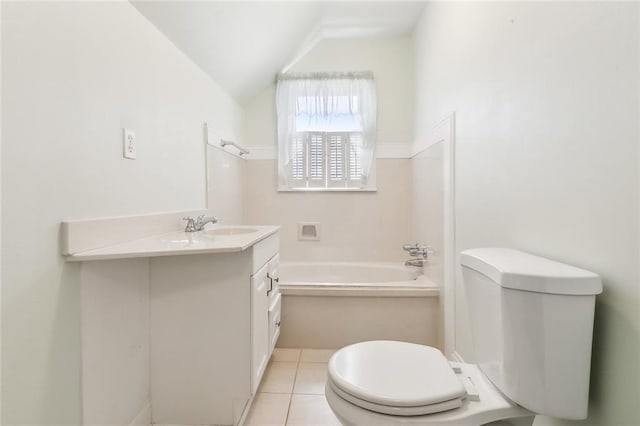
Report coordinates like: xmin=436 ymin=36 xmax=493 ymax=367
xmin=460 ymin=248 xmax=602 ymax=420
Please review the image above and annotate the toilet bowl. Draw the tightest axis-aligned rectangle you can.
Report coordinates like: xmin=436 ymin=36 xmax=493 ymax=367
xmin=325 ymin=340 xmax=534 ymax=426
xmin=324 ymin=248 xmax=602 ymax=426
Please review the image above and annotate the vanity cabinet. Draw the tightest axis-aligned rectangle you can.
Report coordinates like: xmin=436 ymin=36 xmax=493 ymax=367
xmin=65 ymin=218 xmax=280 ymax=426
xmin=150 ymin=232 xmax=280 ymax=426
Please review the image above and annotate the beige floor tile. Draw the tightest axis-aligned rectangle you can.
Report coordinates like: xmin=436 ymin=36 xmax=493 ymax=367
xmin=272 ymin=348 xmax=301 ymax=362
xmin=293 ymin=362 xmax=328 ymax=395
xmin=300 ymin=349 xmax=336 ymax=363
xmin=286 ymin=394 xmax=341 ymax=426
xmin=259 ymin=361 xmax=298 ymax=394
xmin=245 ymin=393 xmax=291 ymax=426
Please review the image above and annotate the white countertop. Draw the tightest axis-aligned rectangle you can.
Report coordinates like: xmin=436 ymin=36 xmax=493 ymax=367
xmin=66 ymin=225 xmax=280 ymax=262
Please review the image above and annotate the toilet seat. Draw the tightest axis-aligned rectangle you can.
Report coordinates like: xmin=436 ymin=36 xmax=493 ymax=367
xmin=326 ymin=343 xmax=534 ymax=426
xmin=328 ymin=379 xmax=463 ymax=416
xmin=327 ymin=341 xmax=467 ymax=416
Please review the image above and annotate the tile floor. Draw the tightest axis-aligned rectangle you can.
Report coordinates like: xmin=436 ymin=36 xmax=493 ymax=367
xmin=245 ymin=348 xmax=341 ymax=426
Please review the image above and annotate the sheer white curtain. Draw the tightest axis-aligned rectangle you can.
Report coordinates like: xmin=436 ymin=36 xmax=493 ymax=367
xmin=276 ymin=72 xmax=377 ymax=189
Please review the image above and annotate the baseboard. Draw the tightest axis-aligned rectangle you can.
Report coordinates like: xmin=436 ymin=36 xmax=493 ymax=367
xmin=129 ymin=402 xmax=151 ymax=426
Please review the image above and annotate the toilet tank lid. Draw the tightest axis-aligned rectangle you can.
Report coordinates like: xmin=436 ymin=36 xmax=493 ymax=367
xmin=460 ymin=248 xmax=602 ymax=295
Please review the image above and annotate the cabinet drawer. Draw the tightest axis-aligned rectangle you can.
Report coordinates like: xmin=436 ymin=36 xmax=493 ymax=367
xmin=252 ymin=234 xmax=279 ymax=274
xmin=268 ymin=293 xmax=281 ymax=351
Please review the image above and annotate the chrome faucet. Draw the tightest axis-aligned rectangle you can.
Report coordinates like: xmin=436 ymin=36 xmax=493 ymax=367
xmin=183 ymin=215 xmax=218 ymax=232
xmin=403 ymin=243 xmax=433 ymax=267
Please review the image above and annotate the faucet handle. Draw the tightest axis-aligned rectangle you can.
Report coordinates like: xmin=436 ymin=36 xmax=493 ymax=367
xmin=192 ymin=215 xmax=218 ymax=231
xmin=182 ymin=217 xmax=197 ymax=232
xmin=403 ymin=243 xmax=433 ymax=259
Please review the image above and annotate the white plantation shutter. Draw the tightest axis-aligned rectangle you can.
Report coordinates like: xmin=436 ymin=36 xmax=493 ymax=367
xmin=348 ymin=133 xmax=363 ymax=182
xmin=308 ymin=133 xmax=325 ymax=186
xmin=290 ymin=134 xmax=305 ymax=181
xmin=328 ymin=134 xmax=344 ymax=183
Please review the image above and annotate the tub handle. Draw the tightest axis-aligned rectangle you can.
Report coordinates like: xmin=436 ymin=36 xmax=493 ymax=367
xmin=403 ymin=243 xmax=433 ymax=259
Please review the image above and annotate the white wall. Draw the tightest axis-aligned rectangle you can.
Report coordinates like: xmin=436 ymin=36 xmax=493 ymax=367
xmin=244 ymin=37 xmax=414 ymax=261
xmin=412 ymin=2 xmax=639 ymax=425
xmin=0 ymin=2 xmax=4 ymax=421
xmin=246 ymin=36 xmax=414 ymax=150
xmin=1 ymin=2 xmax=243 ymax=423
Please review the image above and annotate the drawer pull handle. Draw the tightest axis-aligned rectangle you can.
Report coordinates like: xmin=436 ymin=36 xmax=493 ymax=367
xmin=266 ymin=274 xmax=274 ymax=295
xmin=267 ymin=275 xmax=280 ymax=296
xmin=275 ymin=321 xmax=281 ymax=327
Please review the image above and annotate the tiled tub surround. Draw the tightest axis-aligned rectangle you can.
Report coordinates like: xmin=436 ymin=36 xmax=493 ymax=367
xmin=277 ymin=262 xmax=440 ymax=349
xmin=245 ymin=159 xmax=412 ymax=262
xmin=206 ymin=143 xmax=247 ymax=224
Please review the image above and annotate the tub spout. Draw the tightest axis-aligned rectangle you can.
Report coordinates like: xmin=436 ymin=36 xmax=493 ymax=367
xmin=405 ymin=258 xmax=427 ymax=268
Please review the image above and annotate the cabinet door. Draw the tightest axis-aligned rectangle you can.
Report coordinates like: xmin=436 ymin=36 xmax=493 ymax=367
xmin=267 ymin=254 xmax=281 ymax=353
xmin=268 ymin=293 xmax=281 ymax=352
xmin=251 ymin=263 xmax=270 ymax=393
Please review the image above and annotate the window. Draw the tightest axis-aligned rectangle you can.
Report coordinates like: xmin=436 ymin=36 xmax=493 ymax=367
xmin=276 ymin=72 xmax=377 ymax=190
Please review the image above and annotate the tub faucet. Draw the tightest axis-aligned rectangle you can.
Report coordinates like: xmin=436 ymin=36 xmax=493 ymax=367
xmin=403 ymin=243 xmax=433 ymax=268
xmin=183 ymin=215 xmax=218 ymax=232
xmin=402 ymin=243 xmax=432 ymax=259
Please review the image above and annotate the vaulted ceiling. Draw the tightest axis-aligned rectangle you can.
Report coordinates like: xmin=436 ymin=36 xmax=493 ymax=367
xmin=131 ymin=1 xmax=425 ymax=105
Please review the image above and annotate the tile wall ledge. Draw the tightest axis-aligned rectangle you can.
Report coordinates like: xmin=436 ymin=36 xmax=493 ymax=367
xmin=411 ymin=139 xmax=441 ymax=158
xmin=244 ymin=143 xmax=412 ymax=160
xmin=60 ymin=209 xmax=209 ymax=255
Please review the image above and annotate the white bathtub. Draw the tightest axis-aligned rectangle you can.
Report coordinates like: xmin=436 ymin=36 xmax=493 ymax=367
xmin=277 ymin=262 xmax=440 ymax=349
xmin=279 ymin=261 xmax=438 ymax=296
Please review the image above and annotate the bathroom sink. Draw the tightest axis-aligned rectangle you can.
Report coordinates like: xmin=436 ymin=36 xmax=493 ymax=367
xmin=160 ymin=232 xmax=216 ymax=245
xmin=206 ymin=227 xmax=259 ymax=236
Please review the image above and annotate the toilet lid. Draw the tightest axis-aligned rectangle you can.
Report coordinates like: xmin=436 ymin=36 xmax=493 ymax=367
xmin=328 ymin=341 xmax=466 ymax=408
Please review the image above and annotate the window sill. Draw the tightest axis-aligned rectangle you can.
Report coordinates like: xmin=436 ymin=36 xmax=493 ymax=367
xmin=277 ymin=187 xmax=377 ymax=193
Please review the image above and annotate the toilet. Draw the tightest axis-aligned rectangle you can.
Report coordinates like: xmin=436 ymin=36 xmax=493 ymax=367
xmin=325 ymin=248 xmax=602 ymax=426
